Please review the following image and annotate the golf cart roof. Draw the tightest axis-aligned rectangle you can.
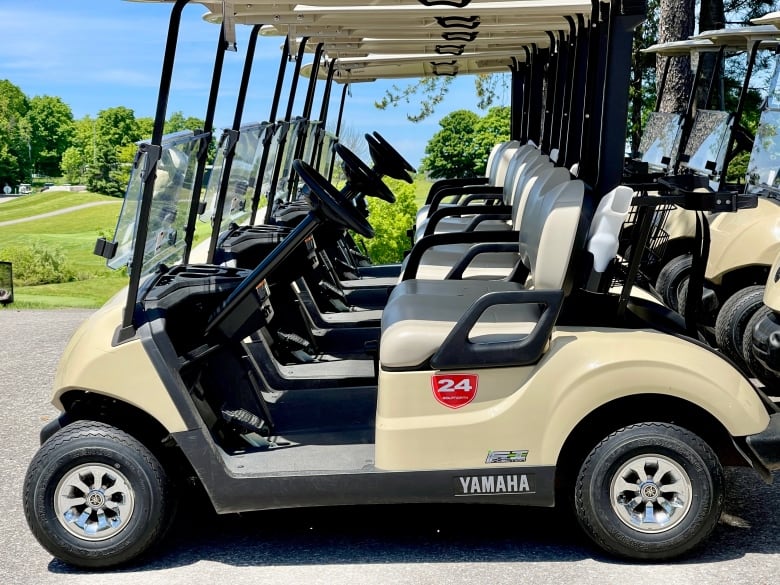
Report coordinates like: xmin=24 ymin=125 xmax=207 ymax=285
xmin=642 ymin=38 xmax=717 ymax=55
xmin=696 ymin=24 xmax=780 ymax=48
xmin=751 ymin=11 xmax=780 ymax=28
xmin=229 ymin=1 xmax=590 ymax=68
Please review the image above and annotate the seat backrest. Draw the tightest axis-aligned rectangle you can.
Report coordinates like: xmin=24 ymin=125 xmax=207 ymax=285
xmin=485 ymin=141 xmax=511 ymax=181
xmin=514 ymin=166 xmax=572 ymax=252
xmin=531 ymin=180 xmax=585 ymax=290
xmin=491 ymin=140 xmax=523 ymax=186
xmin=509 ymin=154 xmax=552 ymax=218
xmin=501 ymin=146 xmax=543 ymax=203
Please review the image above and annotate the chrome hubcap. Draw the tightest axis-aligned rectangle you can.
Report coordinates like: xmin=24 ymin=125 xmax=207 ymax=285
xmin=610 ymin=454 xmax=693 ymax=533
xmin=54 ymin=463 xmax=135 ymax=541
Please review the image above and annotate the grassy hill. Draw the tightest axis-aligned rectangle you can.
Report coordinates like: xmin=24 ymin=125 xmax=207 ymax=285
xmin=1 ymin=177 xmax=433 ymax=310
xmin=0 ymin=192 xmax=127 ymax=309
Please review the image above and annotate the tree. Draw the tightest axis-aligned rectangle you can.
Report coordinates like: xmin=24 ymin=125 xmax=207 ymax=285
xmin=472 ymin=106 xmax=511 ymax=168
xmin=656 ymin=0 xmax=696 ymax=114
xmin=60 ymin=146 xmax=83 ymax=184
xmin=0 ymin=79 xmax=30 ymax=186
xmin=352 ymin=178 xmax=417 ymax=263
xmin=165 ymin=111 xmax=205 ymax=135
xmin=422 ymin=110 xmax=481 ymax=178
xmin=422 ymin=108 xmax=509 ymax=179
xmin=25 ymin=95 xmax=74 ymax=177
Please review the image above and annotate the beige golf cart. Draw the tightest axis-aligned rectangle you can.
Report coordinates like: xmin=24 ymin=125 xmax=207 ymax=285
xmin=22 ymin=0 xmax=779 ymax=571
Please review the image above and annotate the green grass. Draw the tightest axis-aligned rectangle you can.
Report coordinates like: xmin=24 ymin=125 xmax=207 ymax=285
xmin=0 ymin=192 xmax=127 ymax=308
xmin=0 ymin=190 xmax=218 ymax=309
xmin=0 ymin=202 xmax=123 ymax=277
xmin=4 ymin=277 xmax=127 ymax=309
xmin=0 ymin=191 xmax=117 ymax=223
xmin=413 ymin=176 xmax=433 ymax=207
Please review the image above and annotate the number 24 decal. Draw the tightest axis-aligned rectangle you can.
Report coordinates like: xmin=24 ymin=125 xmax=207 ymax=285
xmin=431 ymin=373 xmax=478 ymax=408
xmin=436 ymin=377 xmax=474 ymax=392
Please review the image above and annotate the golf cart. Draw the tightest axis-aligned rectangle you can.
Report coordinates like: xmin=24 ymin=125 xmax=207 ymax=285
xmin=22 ymin=0 xmax=779 ymax=570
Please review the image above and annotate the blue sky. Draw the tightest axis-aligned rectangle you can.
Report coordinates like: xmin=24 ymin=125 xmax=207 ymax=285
xmin=0 ymin=1 xmax=504 ymax=168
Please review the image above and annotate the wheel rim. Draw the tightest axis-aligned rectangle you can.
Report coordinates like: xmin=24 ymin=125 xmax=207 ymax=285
xmin=54 ymin=463 xmax=135 ymax=541
xmin=609 ymin=454 xmax=693 ymax=534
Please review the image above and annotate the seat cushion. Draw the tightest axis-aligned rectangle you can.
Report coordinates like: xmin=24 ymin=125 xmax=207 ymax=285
xmin=380 ymin=279 xmax=541 ymax=368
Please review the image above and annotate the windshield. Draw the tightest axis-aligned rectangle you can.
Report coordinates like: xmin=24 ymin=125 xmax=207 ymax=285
xmin=317 ymin=131 xmax=337 ymax=178
xmin=274 ymin=117 xmax=308 ymax=203
xmin=637 ymin=112 xmax=682 ymax=171
xmin=747 ymin=53 xmax=780 ymax=194
xmin=199 ymin=122 xmax=268 ymax=232
xmin=681 ymin=109 xmax=732 ymax=178
xmin=108 ymin=130 xmax=207 ymax=275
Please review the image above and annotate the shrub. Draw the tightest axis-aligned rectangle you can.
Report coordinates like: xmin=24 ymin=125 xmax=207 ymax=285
xmin=0 ymin=243 xmax=76 ymax=286
xmin=353 ymin=177 xmax=417 ymax=264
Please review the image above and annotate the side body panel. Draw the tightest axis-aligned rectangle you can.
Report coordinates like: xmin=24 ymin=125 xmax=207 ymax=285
xmin=375 ymin=328 xmax=767 ymax=470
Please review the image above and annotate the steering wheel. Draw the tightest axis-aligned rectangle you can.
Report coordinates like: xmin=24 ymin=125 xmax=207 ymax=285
xmin=365 ymin=134 xmax=413 ymax=184
xmin=335 ymin=143 xmax=396 ymax=203
xmin=370 ymin=131 xmax=416 ymax=179
xmin=293 ymin=159 xmax=375 ymax=238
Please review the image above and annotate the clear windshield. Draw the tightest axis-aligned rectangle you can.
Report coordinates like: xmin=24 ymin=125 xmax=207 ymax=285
xmin=637 ymin=112 xmax=682 ymax=171
xmin=303 ymin=120 xmax=322 ymax=166
xmin=681 ymin=109 xmax=732 ymax=177
xmin=199 ymin=122 xmax=268 ymax=232
xmin=274 ymin=117 xmax=308 ymax=203
xmin=746 ymin=111 xmax=780 ymax=193
xmin=746 ymin=53 xmax=780 ymax=194
xmin=317 ymin=131 xmax=337 ymax=178
xmin=108 ymin=130 xmax=206 ymax=275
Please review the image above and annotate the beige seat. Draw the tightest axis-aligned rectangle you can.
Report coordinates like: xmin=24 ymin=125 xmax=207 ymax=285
xmin=414 ymin=145 xmax=541 ymax=241
xmin=415 ymin=140 xmax=526 ymax=228
xmin=406 ymin=164 xmax=572 ymax=280
xmin=381 ymin=179 xmax=585 ymax=369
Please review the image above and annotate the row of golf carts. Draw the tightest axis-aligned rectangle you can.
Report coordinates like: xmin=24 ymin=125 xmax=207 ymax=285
xmin=22 ymin=0 xmax=780 ymax=569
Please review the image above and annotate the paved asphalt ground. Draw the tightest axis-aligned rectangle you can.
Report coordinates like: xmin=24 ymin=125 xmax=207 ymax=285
xmin=1 ymin=309 xmax=778 ymax=584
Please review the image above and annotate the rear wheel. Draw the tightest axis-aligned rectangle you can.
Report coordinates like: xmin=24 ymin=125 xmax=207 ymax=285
xmin=574 ymin=423 xmax=723 ymax=560
xmin=715 ymin=285 xmax=765 ymax=368
xmin=23 ymin=421 xmax=174 ymax=568
xmin=742 ymin=304 xmax=780 ymax=395
xmin=655 ymin=254 xmax=691 ymax=311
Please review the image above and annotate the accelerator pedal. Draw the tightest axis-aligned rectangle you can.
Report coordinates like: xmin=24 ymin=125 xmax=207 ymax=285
xmin=222 ymin=407 xmax=269 ymax=437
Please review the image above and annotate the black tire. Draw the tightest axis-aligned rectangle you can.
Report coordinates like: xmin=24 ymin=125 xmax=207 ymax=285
xmin=741 ymin=304 xmax=780 ymax=395
xmin=574 ymin=422 xmax=724 ymax=561
xmin=714 ymin=285 xmax=765 ymax=368
xmin=655 ymin=254 xmax=692 ymax=311
xmin=23 ymin=420 xmax=175 ymax=569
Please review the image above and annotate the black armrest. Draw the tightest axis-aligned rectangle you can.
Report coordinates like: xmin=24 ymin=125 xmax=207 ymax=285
xmin=424 ymin=204 xmax=512 ymax=237
xmin=403 ymin=229 xmax=519 ymax=280
xmin=445 ymin=242 xmax=519 ymax=280
xmin=427 ymin=185 xmax=504 ymax=216
xmin=430 ymin=289 xmax=564 ymax=370
xmin=462 ymin=214 xmax=512 ymax=232
xmin=426 ymin=177 xmax=489 ymax=203
xmin=461 ymin=192 xmax=505 ymax=205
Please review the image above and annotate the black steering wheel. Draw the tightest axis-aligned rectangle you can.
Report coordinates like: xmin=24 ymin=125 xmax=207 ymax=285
xmin=335 ymin=143 xmax=396 ymax=203
xmin=366 ymin=132 xmax=417 ymax=183
xmin=293 ymin=159 xmax=375 ymax=238
xmin=366 ymin=134 xmax=413 ymax=184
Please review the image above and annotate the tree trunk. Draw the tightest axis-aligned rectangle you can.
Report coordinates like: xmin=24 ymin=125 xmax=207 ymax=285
xmin=656 ymin=0 xmax=695 ymax=113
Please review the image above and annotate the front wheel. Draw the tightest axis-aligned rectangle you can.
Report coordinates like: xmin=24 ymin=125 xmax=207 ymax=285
xmin=574 ymin=423 xmax=723 ymax=560
xmin=23 ymin=421 xmax=175 ymax=568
